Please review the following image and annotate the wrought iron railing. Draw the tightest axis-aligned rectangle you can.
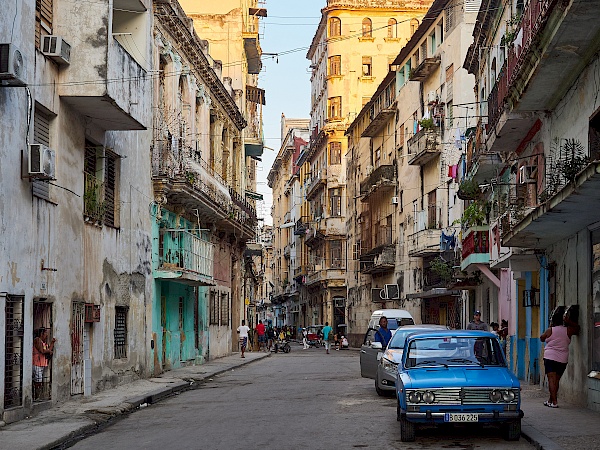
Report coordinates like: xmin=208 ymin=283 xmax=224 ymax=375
xmin=159 ymin=229 xmax=214 ymax=278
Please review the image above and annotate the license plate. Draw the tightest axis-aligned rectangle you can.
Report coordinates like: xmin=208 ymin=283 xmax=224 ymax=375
xmin=444 ymin=413 xmax=479 ymax=422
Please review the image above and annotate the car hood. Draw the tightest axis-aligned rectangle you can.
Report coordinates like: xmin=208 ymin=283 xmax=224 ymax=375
xmin=402 ymin=366 xmax=519 ymax=389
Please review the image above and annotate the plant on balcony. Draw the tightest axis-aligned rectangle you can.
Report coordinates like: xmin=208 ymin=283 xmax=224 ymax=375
xmin=541 ymin=138 xmax=590 ymax=202
xmin=419 ymin=117 xmax=435 ymax=130
xmin=457 ymin=178 xmax=481 ymax=200
xmin=185 ymin=171 xmax=196 ymax=185
xmin=455 ymin=200 xmax=489 ymax=229
xmin=430 ymin=256 xmax=454 ymax=282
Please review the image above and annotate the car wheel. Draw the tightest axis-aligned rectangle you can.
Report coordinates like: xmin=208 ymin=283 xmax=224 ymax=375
xmin=400 ymin=417 xmax=416 ymax=442
xmin=375 ymin=379 xmax=385 ymax=397
xmin=503 ymin=419 xmax=521 ymax=441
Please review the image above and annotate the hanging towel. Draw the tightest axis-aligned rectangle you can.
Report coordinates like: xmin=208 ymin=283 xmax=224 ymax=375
xmin=455 ymin=127 xmax=463 ymax=149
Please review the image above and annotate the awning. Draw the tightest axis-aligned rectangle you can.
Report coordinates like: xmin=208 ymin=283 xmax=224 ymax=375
xmin=245 ymin=190 xmax=263 ymax=200
xmin=406 ymin=289 xmax=462 ymax=299
xmin=245 ymin=141 xmax=264 ymax=157
xmin=503 ymin=162 xmax=600 ymax=248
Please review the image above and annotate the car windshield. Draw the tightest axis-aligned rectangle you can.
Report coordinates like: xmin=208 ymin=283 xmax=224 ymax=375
xmin=387 ymin=318 xmax=414 ymax=330
xmin=388 ymin=329 xmax=430 ymax=349
xmin=405 ymin=336 xmax=505 ymax=368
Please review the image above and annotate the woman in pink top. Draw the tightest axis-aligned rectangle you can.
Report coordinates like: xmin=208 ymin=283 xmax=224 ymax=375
xmin=540 ymin=310 xmax=579 ymax=408
xmin=33 ymin=327 xmax=56 ymax=400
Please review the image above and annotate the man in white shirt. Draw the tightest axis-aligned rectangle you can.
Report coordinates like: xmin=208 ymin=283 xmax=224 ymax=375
xmin=237 ymin=320 xmax=250 ymax=358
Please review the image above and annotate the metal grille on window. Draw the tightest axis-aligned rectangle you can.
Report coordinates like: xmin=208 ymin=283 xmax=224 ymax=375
xmin=210 ymin=291 xmax=219 ymax=325
xmin=114 ymin=306 xmax=128 ymax=359
xmin=220 ymin=293 xmax=229 ymax=325
xmin=4 ymin=295 xmax=24 ymax=408
xmin=33 ymin=301 xmax=53 ymax=402
xmin=71 ymin=302 xmax=84 ymax=395
xmin=104 ymin=151 xmax=118 ymax=228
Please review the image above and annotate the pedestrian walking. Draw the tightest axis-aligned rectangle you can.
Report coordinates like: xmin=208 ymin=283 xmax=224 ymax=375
xmin=540 ymin=307 xmax=580 ymax=408
xmin=302 ymin=327 xmax=309 ymax=349
xmin=256 ymin=320 xmax=266 ymax=352
xmin=237 ymin=320 xmax=250 ymax=358
xmin=267 ymin=325 xmax=275 ymax=352
xmin=322 ymin=322 xmax=333 ymax=354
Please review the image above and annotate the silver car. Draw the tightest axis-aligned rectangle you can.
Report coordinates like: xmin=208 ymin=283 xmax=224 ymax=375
xmin=361 ymin=325 xmax=448 ymax=396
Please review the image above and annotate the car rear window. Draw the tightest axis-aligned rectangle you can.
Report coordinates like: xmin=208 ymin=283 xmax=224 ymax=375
xmin=387 ymin=318 xmax=415 ymax=330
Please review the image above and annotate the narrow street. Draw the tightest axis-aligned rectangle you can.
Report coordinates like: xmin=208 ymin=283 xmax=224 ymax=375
xmin=70 ymin=345 xmax=536 ymax=449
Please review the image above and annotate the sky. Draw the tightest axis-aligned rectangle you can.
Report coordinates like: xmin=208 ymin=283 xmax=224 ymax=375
xmin=255 ymin=0 xmax=324 ymax=225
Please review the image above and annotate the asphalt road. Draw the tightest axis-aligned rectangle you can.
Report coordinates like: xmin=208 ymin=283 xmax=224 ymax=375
xmin=71 ymin=344 xmax=536 ymax=450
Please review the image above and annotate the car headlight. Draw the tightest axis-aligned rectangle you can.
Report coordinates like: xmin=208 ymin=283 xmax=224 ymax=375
xmin=489 ymin=390 xmax=502 ymax=402
xmin=381 ymin=357 xmax=398 ymax=373
xmin=502 ymin=390 xmax=516 ymax=402
xmin=407 ymin=391 xmax=422 ymax=403
xmin=422 ymin=391 xmax=435 ymax=404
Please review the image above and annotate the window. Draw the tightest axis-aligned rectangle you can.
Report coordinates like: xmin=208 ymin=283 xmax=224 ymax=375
xmin=209 ymin=291 xmax=219 ymax=325
xmin=329 ymin=188 xmax=342 ymax=216
xmin=592 ymin=229 xmax=600 ymax=371
xmin=329 ymin=17 xmax=341 ymax=37
xmin=362 ymin=18 xmax=372 ymax=37
xmin=83 ymin=142 xmax=120 ymax=227
xmin=35 ymin=0 xmax=53 ymax=49
xmin=387 ymin=18 xmax=397 ymax=38
xmin=328 ymin=96 xmax=342 ymax=120
xmin=33 ymin=106 xmax=53 ymax=201
xmin=329 ymin=55 xmax=341 ymax=76
xmin=114 ymin=306 xmax=128 ymax=359
xmin=220 ymin=293 xmax=229 ymax=325
xmin=104 ymin=150 xmax=118 ymax=228
xmin=4 ymin=295 xmax=24 ymax=408
xmin=410 ymin=19 xmax=419 ymax=36
xmin=330 ymin=240 xmax=343 ymax=268
xmin=362 ymin=56 xmax=372 ymax=76
xmin=447 ymin=101 xmax=454 ymax=127
xmin=330 ymin=142 xmax=342 ymax=164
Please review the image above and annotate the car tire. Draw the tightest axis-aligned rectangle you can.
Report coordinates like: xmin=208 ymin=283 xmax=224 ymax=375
xmin=503 ymin=419 xmax=521 ymax=441
xmin=400 ymin=417 xmax=416 ymax=442
xmin=375 ymin=379 xmax=385 ymax=397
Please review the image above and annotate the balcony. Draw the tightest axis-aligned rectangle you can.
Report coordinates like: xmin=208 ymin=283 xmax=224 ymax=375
xmin=60 ymin=1 xmax=149 ymax=130
xmin=284 ymin=245 xmax=291 ymax=258
xmin=466 ymin=125 xmax=504 ymax=183
xmin=156 ymin=229 xmax=214 ymax=286
xmin=408 ymin=228 xmax=442 ymax=257
xmin=294 ymin=217 xmax=309 ymax=236
xmin=305 ymin=225 xmax=325 ymax=247
xmin=359 ymin=244 xmax=395 ymax=274
xmin=460 ymin=226 xmax=490 ymax=271
xmin=293 ymin=264 xmax=308 ymax=281
xmin=243 ymin=3 xmax=266 ymax=74
xmin=409 ymin=56 xmax=441 ymax=82
xmin=306 ymin=168 xmax=327 ymax=200
xmin=407 ymin=128 xmax=442 ymax=165
xmin=361 ymin=105 xmax=396 ymax=138
xmin=487 ymin=0 xmax=600 ymax=152
xmin=360 ymin=164 xmax=396 ymax=201
xmin=152 ymin=143 xmax=257 ymax=240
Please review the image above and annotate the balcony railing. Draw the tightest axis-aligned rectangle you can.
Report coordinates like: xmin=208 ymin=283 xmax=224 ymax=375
xmin=360 ymin=164 xmax=396 ymax=198
xmin=294 ymin=217 xmax=309 ymax=236
xmin=306 ymin=168 xmax=327 ymax=200
xmin=407 ymin=128 xmax=442 ymax=165
xmin=408 ymin=228 xmax=442 ymax=257
xmin=359 ymin=244 xmax=395 ymax=274
xmin=460 ymin=226 xmax=490 ymax=271
xmin=158 ymin=229 xmax=214 ymax=282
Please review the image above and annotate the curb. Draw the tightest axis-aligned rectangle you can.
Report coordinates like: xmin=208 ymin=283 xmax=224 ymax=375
xmin=521 ymin=424 xmax=563 ymax=450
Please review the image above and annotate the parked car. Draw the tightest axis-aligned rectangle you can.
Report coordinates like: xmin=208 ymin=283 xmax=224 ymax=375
xmin=374 ymin=325 xmax=448 ymax=396
xmin=395 ymin=330 xmax=523 ymax=442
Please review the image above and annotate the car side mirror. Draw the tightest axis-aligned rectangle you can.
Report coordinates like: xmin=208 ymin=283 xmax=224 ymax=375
xmin=371 ymin=342 xmax=383 ymax=350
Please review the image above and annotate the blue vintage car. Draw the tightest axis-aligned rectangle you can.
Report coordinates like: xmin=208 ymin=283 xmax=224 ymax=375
xmin=395 ymin=330 xmax=523 ymax=442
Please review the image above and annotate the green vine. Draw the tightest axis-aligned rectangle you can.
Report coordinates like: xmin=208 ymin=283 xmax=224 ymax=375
xmin=430 ymin=257 xmax=453 ymax=282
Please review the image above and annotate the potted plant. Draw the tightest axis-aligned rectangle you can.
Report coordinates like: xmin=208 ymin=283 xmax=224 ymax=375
xmin=456 ymin=200 xmax=489 ymax=229
xmin=457 ymin=179 xmax=481 ymax=200
xmin=419 ymin=117 xmax=435 ymax=130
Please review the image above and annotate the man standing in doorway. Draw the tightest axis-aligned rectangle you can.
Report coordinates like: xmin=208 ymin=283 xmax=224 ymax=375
xmin=237 ymin=320 xmax=250 ymax=358
xmin=256 ymin=320 xmax=266 ymax=352
xmin=322 ymin=322 xmax=333 ymax=354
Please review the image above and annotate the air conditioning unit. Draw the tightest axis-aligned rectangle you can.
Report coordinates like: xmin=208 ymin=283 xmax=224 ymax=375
xmin=41 ymin=36 xmax=71 ymax=65
xmin=427 ymin=91 xmax=437 ymax=103
xmin=28 ymin=144 xmax=56 ymax=179
xmin=371 ymin=287 xmax=384 ymax=303
xmin=391 ymin=196 xmax=399 ymax=205
xmin=518 ymin=165 xmax=536 ymax=184
xmin=0 ymin=43 xmax=26 ymax=86
xmin=384 ymin=284 xmax=400 ymax=300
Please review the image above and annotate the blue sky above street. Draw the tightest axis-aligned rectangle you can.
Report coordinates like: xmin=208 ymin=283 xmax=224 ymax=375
xmin=256 ymin=1 xmax=323 ymax=224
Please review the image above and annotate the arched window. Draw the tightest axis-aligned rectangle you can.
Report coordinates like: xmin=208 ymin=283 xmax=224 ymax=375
xmin=387 ymin=18 xmax=397 ymax=38
xmin=362 ymin=18 xmax=372 ymax=38
xmin=491 ymin=57 xmax=497 ymax=85
xmin=329 ymin=17 xmax=341 ymax=37
xmin=410 ymin=18 xmax=419 ymax=36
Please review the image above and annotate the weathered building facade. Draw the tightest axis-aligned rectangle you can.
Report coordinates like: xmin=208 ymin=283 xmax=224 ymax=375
xmin=464 ymin=0 xmax=600 ymax=410
xmin=299 ymin=0 xmax=433 ymax=333
xmin=1 ymin=0 xmax=153 ymax=422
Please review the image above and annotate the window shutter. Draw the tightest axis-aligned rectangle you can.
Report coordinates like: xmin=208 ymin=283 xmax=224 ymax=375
xmin=104 ymin=151 xmax=117 ymax=227
xmin=36 ymin=0 xmax=53 ymax=49
xmin=33 ymin=109 xmax=51 ymax=201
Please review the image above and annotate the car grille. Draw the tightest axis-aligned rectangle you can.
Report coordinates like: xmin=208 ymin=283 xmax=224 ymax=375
xmin=406 ymin=388 xmax=520 ymax=405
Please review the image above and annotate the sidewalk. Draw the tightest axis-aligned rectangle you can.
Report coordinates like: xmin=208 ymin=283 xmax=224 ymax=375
xmin=1 ymin=350 xmax=599 ymax=450
xmin=0 ymin=351 xmax=272 ymax=450
xmin=519 ymin=384 xmax=600 ymax=450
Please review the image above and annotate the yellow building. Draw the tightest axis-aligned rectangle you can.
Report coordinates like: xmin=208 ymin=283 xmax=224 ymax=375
xmin=300 ymin=0 xmax=433 ymax=333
